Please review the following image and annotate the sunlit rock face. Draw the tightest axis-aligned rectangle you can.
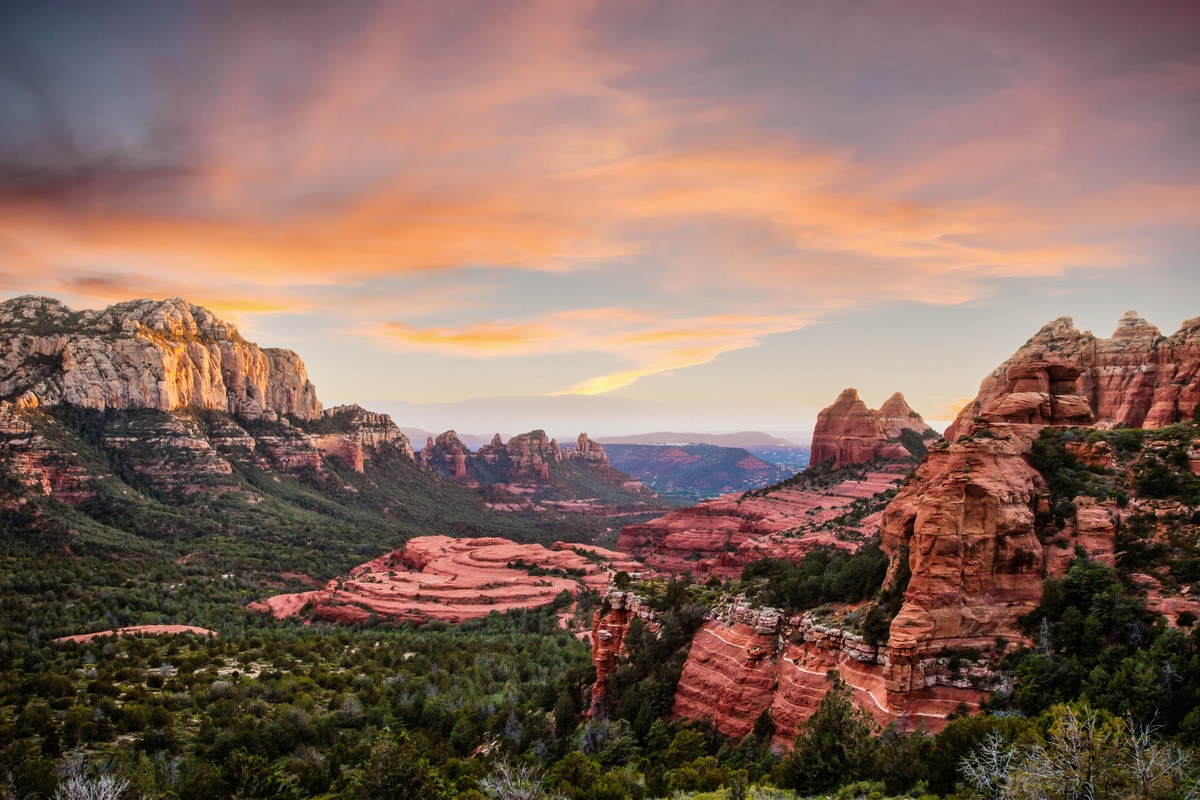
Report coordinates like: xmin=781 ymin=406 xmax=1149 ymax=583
xmin=664 ymin=313 xmax=1200 ymax=739
xmin=810 ymin=389 xmax=937 ymax=469
xmin=0 ymin=296 xmax=321 ymax=420
xmin=947 ymin=312 xmax=1200 ymax=441
xmin=881 ymin=312 xmax=1200 ymax=691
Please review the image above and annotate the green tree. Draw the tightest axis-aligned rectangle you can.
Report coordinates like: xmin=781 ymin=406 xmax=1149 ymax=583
xmin=344 ymin=732 xmax=451 ymax=800
xmin=777 ymin=678 xmax=877 ymax=794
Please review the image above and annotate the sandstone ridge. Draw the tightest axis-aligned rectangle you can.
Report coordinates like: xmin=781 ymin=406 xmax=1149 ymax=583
xmin=947 ymin=312 xmax=1200 ymax=440
xmin=618 ymin=390 xmax=938 ymax=578
xmin=0 ymin=296 xmax=321 ymax=420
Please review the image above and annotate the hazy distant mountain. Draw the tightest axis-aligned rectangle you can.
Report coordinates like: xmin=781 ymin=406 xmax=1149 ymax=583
xmin=404 ymin=428 xmax=502 ymax=451
xmin=597 ymin=431 xmax=796 ymax=447
xmin=603 ymin=443 xmax=795 ymax=501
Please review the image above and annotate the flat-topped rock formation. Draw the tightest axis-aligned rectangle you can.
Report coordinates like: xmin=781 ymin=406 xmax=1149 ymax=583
xmin=251 ymin=536 xmax=647 ymax=625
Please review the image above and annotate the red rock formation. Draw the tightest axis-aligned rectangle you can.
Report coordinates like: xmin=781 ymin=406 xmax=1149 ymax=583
xmin=618 ymin=466 xmax=910 ymax=578
xmin=252 ymin=536 xmax=647 ymax=625
xmin=810 ymin=389 xmax=887 ymax=469
xmin=566 ymin=433 xmax=609 ymax=465
xmin=504 ymin=430 xmax=561 ymax=480
xmin=879 ymin=312 xmax=1199 ymax=691
xmin=309 ymin=404 xmax=414 ymax=472
xmin=671 ymin=600 xmax=989 ymax=744
xmin=419 ymin=430 xmax=470 ymax=479
xmin=811 ymin=389 xmax=937 ymax=469
xmin=0 ymin=399 xmax=97 ymax=505
xmin=589 ymin=588 xmax=655 ymax=716
xmin=947 ymin=313 xmax=1200 ymax=440
xmin=618 ymin=389 xmax=936 ymax=578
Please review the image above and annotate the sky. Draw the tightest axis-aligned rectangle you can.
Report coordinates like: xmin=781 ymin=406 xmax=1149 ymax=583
xmin=1 ymin=1 xmax=1198 ymax=442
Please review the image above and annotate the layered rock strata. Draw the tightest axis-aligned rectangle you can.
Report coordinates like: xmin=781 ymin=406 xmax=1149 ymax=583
xmin=664 ymin=314 xmax=1200 ymax=740
xmin=947 ymin=312 xmax=1200 ymax=440
xmin=880 ymin=313 xmax=1198 ymax=691
xmin=309 ymin=404 xmax=414 ymax=472
xmin=618 ymin=466 xmax=910 ymax=578
xmin=252 ymin=535 xmax=646 ymax=625
xmin=618 ymin=390 xmax=937 ymax=578
xmin=672 ymin=600 xmax=995 ymax=745
xmin=811 ymin=390 xmax=937 ymax=469
xmin=0 ymin=296 xmax=321 ymax=420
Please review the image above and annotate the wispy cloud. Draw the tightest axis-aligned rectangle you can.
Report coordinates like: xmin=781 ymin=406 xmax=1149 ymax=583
xmin=0 ymin=0 xmax=1196 ymax=403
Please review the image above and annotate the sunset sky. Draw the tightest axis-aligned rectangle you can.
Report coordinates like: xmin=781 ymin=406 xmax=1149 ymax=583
xmin=2 ymin=1 xmax=1198 ymax=440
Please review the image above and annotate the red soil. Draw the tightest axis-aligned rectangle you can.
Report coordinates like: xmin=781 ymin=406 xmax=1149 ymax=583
xmin=56 ymin=624 xmax=216 ymax=643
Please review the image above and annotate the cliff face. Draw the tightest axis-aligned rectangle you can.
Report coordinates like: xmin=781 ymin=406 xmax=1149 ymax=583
xmin=947 ymin=312 xmax=1200 ymax=440
xmin=0 ymin=296 xmax=321 ymax=420
xmin=0 ymin=297 xmax=424 ymax=508
xmin=308 ymin=405 xmax=415 ymax=472
xmin=672 ymin=602 xmax=994 ymax=745
xmin=810 ymin=390 xmax=937 ymax=469
xmin=878 ymin=313 xmax=1200 ymax=682
xmin=665 ymin=313 xmax=1200 ymax=741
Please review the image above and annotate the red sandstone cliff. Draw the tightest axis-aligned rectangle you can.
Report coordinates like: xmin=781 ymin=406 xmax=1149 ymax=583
xmin=947 ymin=312 xmax=1200 ymax=441
xmin=617 ymin=390 xmax=938 ymax=578
xmin=308 ymin=404 xmax=414 ymax=471
xmin=665 ymin=313 xmax=1200 ymax=741
xmin=811 ymin=389 xmax=938 ymax=469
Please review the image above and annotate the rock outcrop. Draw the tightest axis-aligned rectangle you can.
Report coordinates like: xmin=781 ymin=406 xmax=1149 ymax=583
xmin=671 ymin=601 xmax=995 ymax=745
xmin=418 ymin=430 xmax=470 ymax=479
xmin=810 ymin=389 xmax=938 ymax=469
xmin=309 ymin=404 xmax=414 ymax=471
xmin=618 ymin=466 xmax=909 ymax=577
xmin=947 ymin=313 xmax=1200 ymax=440
xmin=565 ymin=433 xmax=609 ymax=465
xmin=252 ymin=535 xmax=646 ymax=625
xmin=879 ymin=312 xmax=1199 ymax=691
xmin=663 ymin=314 xmax=1200 ymax=741
xmin=0 ymin=296 xmax=321 ymax=420
xmin=617 ymin=390 xmax=938 ymax=578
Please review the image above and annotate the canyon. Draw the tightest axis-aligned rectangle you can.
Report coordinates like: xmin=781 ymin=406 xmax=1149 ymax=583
xmin=600 ymin=312 xmax=1200 ymax=742
xmin=616 ymin=389 xmax=939 ymax=578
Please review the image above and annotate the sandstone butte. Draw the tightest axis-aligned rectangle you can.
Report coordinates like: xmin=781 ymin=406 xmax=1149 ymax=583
xmin=250 ymin=535 xmax=647 ymax=625
xmin=810 ymin=389 xmax=934 ymax=469
xmin=620 ymin=313 xmax=1200 ymax=745
xmin=618 ymin=390 xmax=938 ymax=579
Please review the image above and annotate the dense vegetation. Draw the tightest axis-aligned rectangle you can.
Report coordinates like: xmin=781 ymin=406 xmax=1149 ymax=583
xmin=4 ymin=413 xmax=1200 ymax=798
